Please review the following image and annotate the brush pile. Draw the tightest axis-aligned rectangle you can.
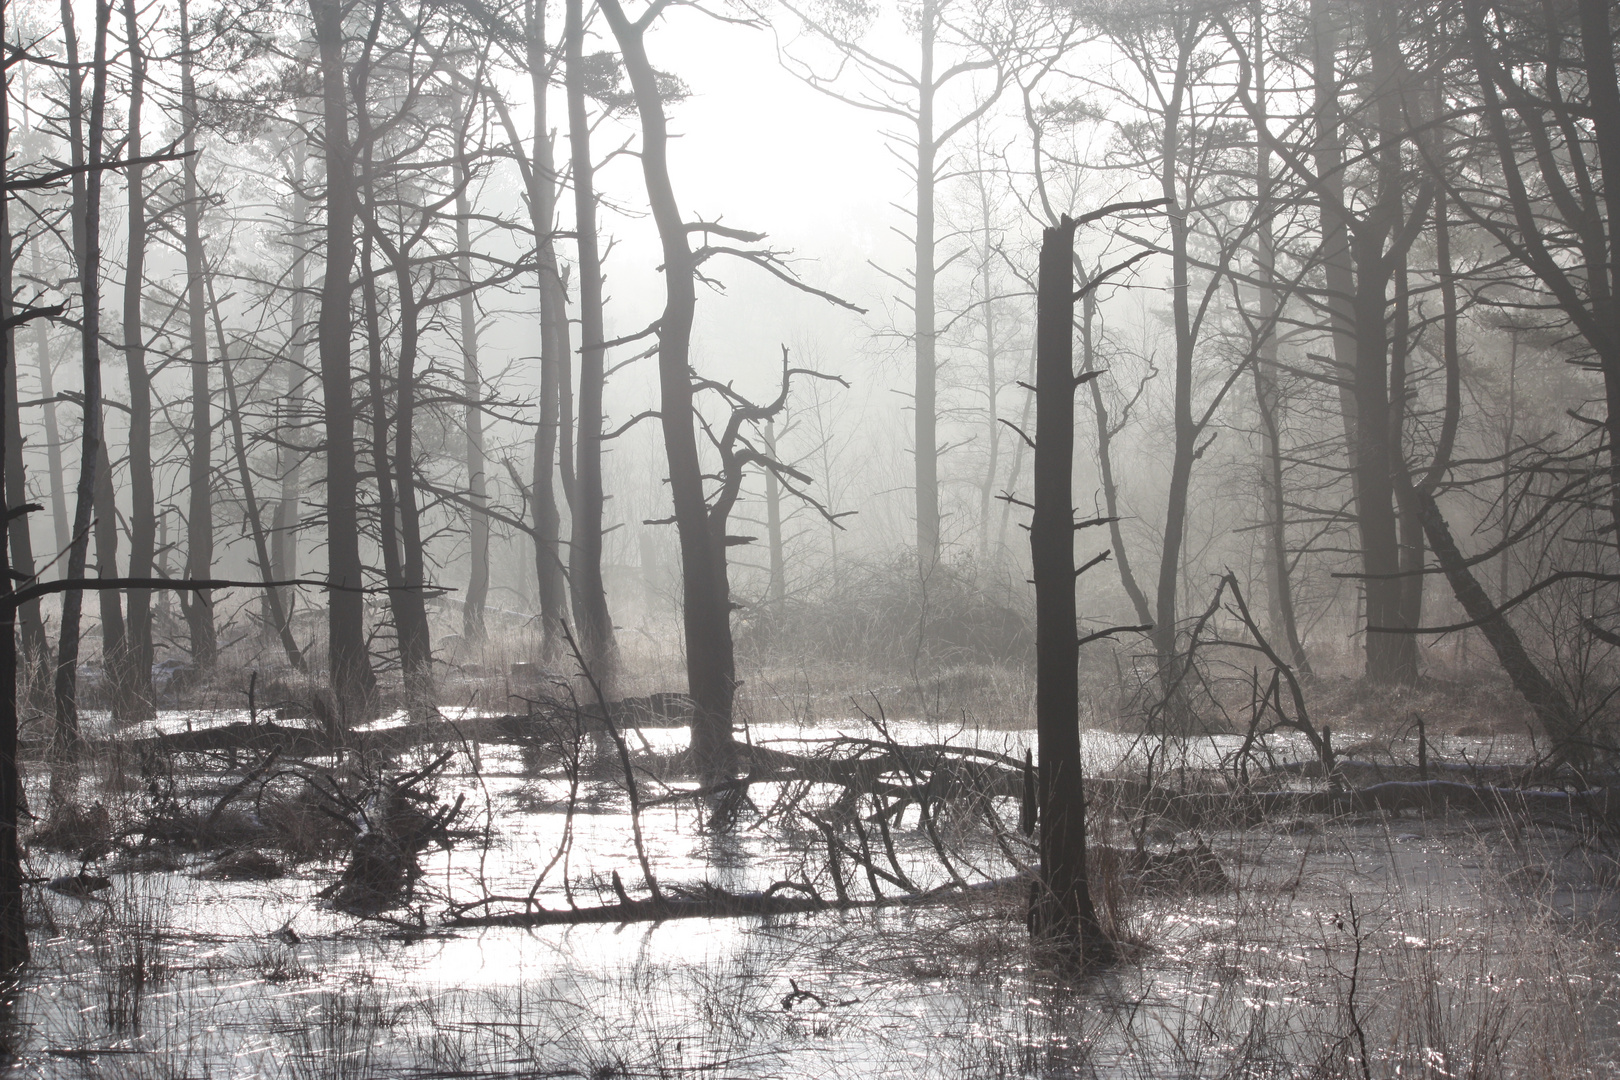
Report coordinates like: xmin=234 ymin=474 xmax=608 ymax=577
xmin=308 ymin=752 xmax=466 ymax=915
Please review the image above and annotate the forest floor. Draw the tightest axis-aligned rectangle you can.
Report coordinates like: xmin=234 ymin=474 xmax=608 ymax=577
xmin=2 ymin=644 xmax=1617 ymax=1078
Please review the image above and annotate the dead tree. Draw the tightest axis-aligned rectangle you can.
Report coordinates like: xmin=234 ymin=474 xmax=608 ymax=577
xmin=1024 ymin=217 xmax=1150 ymax=964
xmin=778 ymin=0 xmax=1013 ymax=573
xmin=600 ymin=0 xmax=860 ymax=785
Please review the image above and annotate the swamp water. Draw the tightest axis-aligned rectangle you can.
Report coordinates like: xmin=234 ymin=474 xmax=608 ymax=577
xmin=4 ymin=711 xmax=1619 ymax=1078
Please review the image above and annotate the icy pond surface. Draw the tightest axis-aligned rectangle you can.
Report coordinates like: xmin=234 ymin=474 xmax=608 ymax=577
xmin=5 ymin=709 xmax=1615 ymax=1078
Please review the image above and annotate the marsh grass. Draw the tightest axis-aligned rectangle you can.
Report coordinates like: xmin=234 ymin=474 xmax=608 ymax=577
xmin=7 ymin=619 xmax=1618 ymax=1077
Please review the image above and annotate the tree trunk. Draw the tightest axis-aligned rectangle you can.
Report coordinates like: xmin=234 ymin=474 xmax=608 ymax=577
xmin=1 ymin=213 xmax=44 ymax=672
xmin=208 ymin=287 xmax=304 ymax=671
xmin=1310 ymin=0 xmax=1362 ymax=540
xmin=914 ymin=0 xmax=939 ymax=571
xmin=1029 ymin=217 xmax=1106 ymax=963
xmin=120 ymin=0 xmax=154 ymax=717
xmin=180 ymin=0 xmax=215 ymax=668
xmin=1353 ymin=0 xmax=1417 ymax=684
xmin=1412 ymin=485 xmax=1584 ymax=761
xmin=389 ymin=271 xmax=434 ymax=714
xmin=1151 ymin=29 xmax=1196 ymax=689
xmin=997 ymin=341 xmax=1034 ymax=558
xmin=51 ymin=0 xmax=112 ymax=804
xmin=453 ymin=93 xmax=488 ymax=643
xmin=360 ymin=231 xmax=410 ymax=691
xmin=527 ymin=0 xmax=568 ymax=657
xmin=976 ymin=177 xmax=1000 ymax=561
xmin=271 ymin=130 xmax=309 ymax=634
xmin=1079 ymin=285 xmax=1151 ymax=625
xmin=0 ymin=0 xmax=26 ymax=963
xmin=763 ymin=419 xmax=786 ymax=621
xmin=1251 ymin=9 xmax=1309 ymax=676
xmin=311 ymin=0 xmax=376 ymax=720
xmin=92 ymin=439 xmax=125 ymax=706
xmin=600 ymin=0 xmax=738 ymax=782
xmin=1574 ymin=0 xmax=1620 ymax=550
xmin=565 ymin=0 xmax=618 ymax=685
xmin=31 ymin=241 xmax=68 ymax=568
xmin=1389 ymin=263 xmax=1426 ymax=642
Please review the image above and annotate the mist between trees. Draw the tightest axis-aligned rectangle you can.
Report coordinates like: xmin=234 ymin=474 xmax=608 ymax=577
xmin=0 ymin=0 xmax=1613 ymax=1021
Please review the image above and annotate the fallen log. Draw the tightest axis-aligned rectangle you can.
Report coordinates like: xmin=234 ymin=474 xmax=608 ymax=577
xmin=1339 ymin=779 xmax=1618 ymax=816
xmin=447 ymin=875 xmax=1025 ymax=928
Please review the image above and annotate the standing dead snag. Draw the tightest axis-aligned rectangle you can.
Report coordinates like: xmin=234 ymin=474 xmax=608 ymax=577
xmin=1018 ymin=215 xmax=1153 ymax=963
xmin=1027 ymin=217 xmax=1107 ymax=963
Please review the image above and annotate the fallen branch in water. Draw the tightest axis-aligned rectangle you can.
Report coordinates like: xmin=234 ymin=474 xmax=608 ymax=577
xmin=446 ymin=875 xmax=1023 ymax=928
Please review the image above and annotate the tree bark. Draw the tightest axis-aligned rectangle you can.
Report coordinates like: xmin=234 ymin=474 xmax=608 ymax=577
xmin=1150 ymin=20 xmax=1197 ymax=690
xmin=1310 ymin=0 xmax=1362 ymax=516
xmin=120 ymin=0 xmax=155 ymax=716
xmin=914 ymin=0 xmax=939 ymax=571
xmin=564 ymin=0 xmax=617 ymax=685
xmin=1251 ymin=9 xmax=1309 ymax=676
xmin=763 ymin=419 xmax=786 ymax=621
xmin=51 ymin=0 xmax=112 ymax=803
xmin=527 ymin=0 xmax=568 ymax=657
xmin=1029 ymin=217 xmax=1106 ymax=963
xmin=311 ymin=0 xmax=377 ymax=720
xmin=1 ymin=206 xmax=44 ymax=671
xmin=271 ymin=128 xmax=309 ymax=635
xmin=453 ymin=92 xmax=488 ymax=643
xmin=1412 ymin=485 xmax=1584 ymax=761
xmin=31 ymin=240 xmax=68 ymax=568
xmin=92 ymin=438 xmax=125 ymax=702
xmin=388 ymin=268 xmax=434 ymax=713
xmin=975 ymin=170 xmax=1000 ymax=561
xmin=0 ymin=0 xmax=24 ymax=956
xmin=360 ymin=229 xmax=410 ymax=693
xmin=1352 ymin=0 xmax=1418 ymax=684
xmin=180 ymin=0 xmax=214 ymax=668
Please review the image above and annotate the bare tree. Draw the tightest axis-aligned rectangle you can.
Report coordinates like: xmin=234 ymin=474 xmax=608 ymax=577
xmin=178 ymin=0 xmax=215 ymax=669
xmin=778 ymin=0 xmax=1013 ymax=573
xmin=311 ymin=0 xmax=379 ymax=719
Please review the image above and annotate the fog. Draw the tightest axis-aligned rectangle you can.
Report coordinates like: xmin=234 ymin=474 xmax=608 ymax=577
xmin=0 ymin=0 xmax=1616 ymax=1073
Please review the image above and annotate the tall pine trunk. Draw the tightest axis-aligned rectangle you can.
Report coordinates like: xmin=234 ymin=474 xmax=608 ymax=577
xmin=2 ymin=214 xmax=45 ymax=671
xmin=311 ymin=0 xmax=376 ymax=720
xmin=526 ymin=0 xmax=567 ymax=656
xmin=31 ymin=240 xmax=67 ymax=567
xmin=180 ymin=0 xmax=215 ymax=668
xmin=271 ymin=130 xmax=309 ymax=635
xmin=0 ymin=0 xmax=27 ymax=965
xmin=51 ymin=0 xmax=112 ymax=804
xmin=913 ymin=0 xmax=939 ymax=572
xmin=120 ymin=0 xmax=154 ymax=717
xmin=564 ymin=0 xmax=617 ymax=685
xmin=1251 ymin=11 xmax=1309 ymax=675
xmin=453 ymin=92 xmax=488 ymax=643
xmin=1151 ymin=19 xmax=1198 ymax=700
